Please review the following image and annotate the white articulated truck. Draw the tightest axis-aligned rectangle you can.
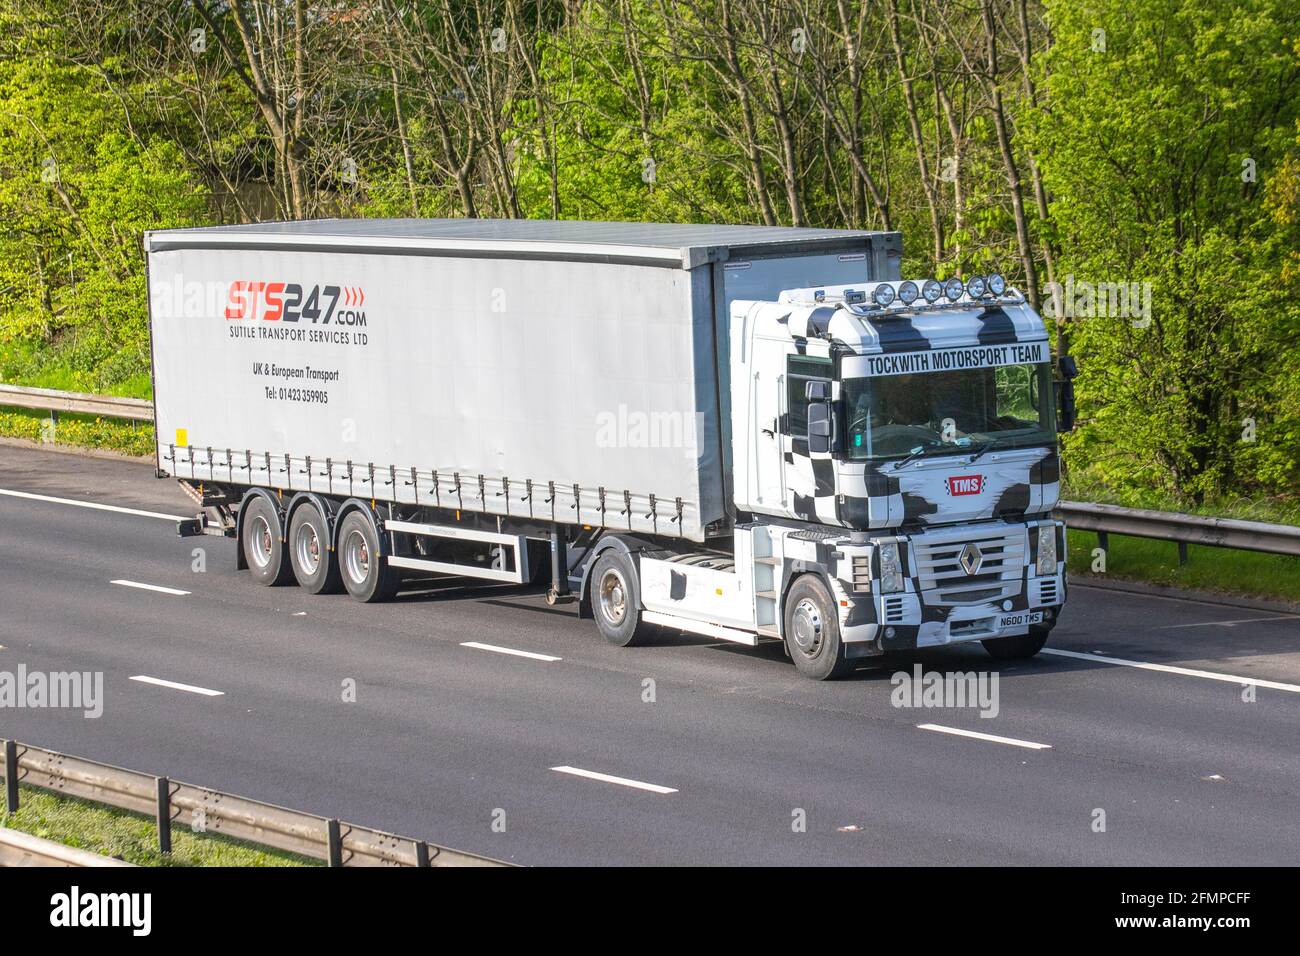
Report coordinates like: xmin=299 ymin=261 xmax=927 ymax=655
xmin=146 ymin=219 xmax=1077 ymax=679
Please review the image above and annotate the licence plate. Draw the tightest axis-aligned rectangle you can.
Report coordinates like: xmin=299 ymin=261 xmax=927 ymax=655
xmin=996 ymin=611 xmax=1043 ymax=629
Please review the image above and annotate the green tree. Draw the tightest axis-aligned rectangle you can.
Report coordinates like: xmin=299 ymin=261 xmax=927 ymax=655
xmin=1029 ymin=0 xmax=1300 ymax=500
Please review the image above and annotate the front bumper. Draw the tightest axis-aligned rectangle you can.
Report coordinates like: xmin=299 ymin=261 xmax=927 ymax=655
xmin=834 ymin=519 xmax=1067 ymax=653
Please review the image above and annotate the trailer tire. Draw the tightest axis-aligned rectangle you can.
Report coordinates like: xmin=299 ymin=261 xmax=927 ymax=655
xmin=288 ymin=503 xmax=343 ymax=595
xmin=784 ymin=575 xmax=853 ymax=680
xmin=337 ymin=510 xmax=400 ymax=603
xmin=982 ymin=624 xmax=1051 ymax=660
xmin=241 ymin=496 xmax=293 ymax=586
xmin=589 ymin=551 xmax=652 ymax=647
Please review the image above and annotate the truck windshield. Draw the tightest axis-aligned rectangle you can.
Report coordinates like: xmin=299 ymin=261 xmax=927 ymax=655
xmin=841 ymin=362 xmax=1055 ymax=461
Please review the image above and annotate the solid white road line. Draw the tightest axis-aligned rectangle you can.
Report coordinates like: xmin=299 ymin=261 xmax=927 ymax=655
xmin=111 ymin=579 xmax=190 ymax=596
xmin=550 ymin=766 xmax=678 ymax=794
xmin=130 ymin=675 xmax=224 ymax=697
xmin=917 ymin=723 xmax=1052 ymax=750
xmin=1042 ymin=648 xmax=1300 ymax=693
xmin=0 ymin=487 xmax=187 ymax=522
xmin=1160 ymin=615 xmax=1300 ymax=629
xmin=460 ymin=641 xmax=561 ymax=662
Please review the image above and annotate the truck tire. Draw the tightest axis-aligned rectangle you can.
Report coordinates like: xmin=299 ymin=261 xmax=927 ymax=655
xmin=589 ymin=551 xmax=652 ymax=647
xmin=784 ymin=576 xmax=853 ymax=680
xmin=337 ymin=510 xmax=400 ymax=603
xmin=241 ymin=496 xmax=293 ymax=586
xmin=288 ymin=503 xmax=343 ymax=595
xmin=982 ymin=624 xmax=1052 ymax=660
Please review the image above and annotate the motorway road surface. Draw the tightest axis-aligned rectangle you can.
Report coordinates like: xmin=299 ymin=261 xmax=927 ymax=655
xmin=1 ymin=444 xmax=1299 ymax=865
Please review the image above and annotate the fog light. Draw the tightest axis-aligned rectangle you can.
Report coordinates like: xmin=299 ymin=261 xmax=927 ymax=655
xmin=884 ymin=626 xmax=896 ymax=639
xmin=1043 ymin=609 xmax=1053 ymax=620
xmin=1002 ymin=600 xmax=1012 ymax=611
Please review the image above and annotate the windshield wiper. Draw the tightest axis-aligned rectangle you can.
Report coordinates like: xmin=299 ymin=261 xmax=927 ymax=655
xmin=967 ymin=440 xmax=996 ymax=464
xmin=894 ymin=444 xmax=927 ymax=468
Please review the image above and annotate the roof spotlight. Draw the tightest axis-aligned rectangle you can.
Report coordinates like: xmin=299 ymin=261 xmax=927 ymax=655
xmin=872 ymin=283 xmax=896 ymax=307
xmin=897 ymin=281 xmax=919 ymax=305
xmin=922 ymin=279 xmax=943 ymax=303
xmin=987 ymin=273 xmax=1006 ymax=295
xmin=965 ymin=275 xmax=987 ymax=298
xmin=943 ymin=277 xmax=964 ymax=301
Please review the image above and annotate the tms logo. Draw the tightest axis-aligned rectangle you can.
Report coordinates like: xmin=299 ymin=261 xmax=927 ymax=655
xmin=946 ymin=474 xmax=985 ymax=496
xmin=225 ymin=281 xmax=367 ymax=326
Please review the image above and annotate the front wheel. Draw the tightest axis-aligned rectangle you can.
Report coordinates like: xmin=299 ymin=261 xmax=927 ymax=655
xmin=589 ymin=551 xmax=653 ymax=647
xmin=784 ymin=576 xmax=853 ymax=680
xmin=337 ymin=510 xmax=401 ymax=603
xmin=982 ymin=624 xmax=1051 ymax=660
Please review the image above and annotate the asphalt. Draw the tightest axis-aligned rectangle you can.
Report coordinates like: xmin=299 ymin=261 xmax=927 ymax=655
xmin=1 ymin=444 xmax=1298 ymax=865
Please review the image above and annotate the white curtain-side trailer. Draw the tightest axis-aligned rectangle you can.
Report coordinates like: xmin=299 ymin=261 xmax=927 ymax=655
xmin=147 ymin=219 xmax=1072 ymax=679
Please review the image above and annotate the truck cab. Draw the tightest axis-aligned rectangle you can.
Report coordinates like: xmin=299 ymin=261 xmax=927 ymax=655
xmin=722 ymin=275 xmax=1071 ymax=677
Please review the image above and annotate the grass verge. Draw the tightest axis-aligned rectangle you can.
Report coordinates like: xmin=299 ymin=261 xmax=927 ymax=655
xmin=2 ymin=785 xmax=317 ymax=867
xmin=0 ymin=408 xmax=153 ymax=457
xmin=1067 ymin=528 xmax=1300 ymax=605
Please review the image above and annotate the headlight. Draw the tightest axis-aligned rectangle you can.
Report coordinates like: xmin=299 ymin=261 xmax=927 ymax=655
xmin=987 ymin=273 xmax=1006 ymax=295
xmin=943 ymin=277 xmax=964 ymax=301
xmin=872 ymin=283 xmax=896 ymax=307
xmin=1036 ymin=524 xmax=1057 ymax=576
xmin=965 ymin=275 xmax=987 ymax=298
xmin=878 ymin=541 xmax=905 ymax=593
xmin=897 ymin=280 xmax=918 ymax=305
xmin=922 ymin=279 xmax=943 ymax=303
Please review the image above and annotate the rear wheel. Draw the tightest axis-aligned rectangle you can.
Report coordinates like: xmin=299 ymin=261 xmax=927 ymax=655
xmin=241 ymin=496 xmax=293 ymax=586
xmin=784 ymin=575 xmax=853 ymax=680
xmin=337 ymin=510 xmax=400 ymax=603
xmin=982 ymin=624 xmax=1051 ymax=660
xmin=288 ymin=503 xmax=343 ymax=594
xmin=590 ymin=551 xmax=653 ymax=647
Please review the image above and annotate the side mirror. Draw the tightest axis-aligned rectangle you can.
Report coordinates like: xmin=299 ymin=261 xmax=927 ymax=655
xmin=807 ymin=401 xmax=833 ymax=453
xmin=805 ymin=380 xmax=831 ymax=402
xmin=1055 ymin=379 xmax=1076 ymax=433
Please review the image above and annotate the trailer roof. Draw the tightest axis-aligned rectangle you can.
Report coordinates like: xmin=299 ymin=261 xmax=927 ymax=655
xmin=145 ymin=218 xmax=897 ymax=269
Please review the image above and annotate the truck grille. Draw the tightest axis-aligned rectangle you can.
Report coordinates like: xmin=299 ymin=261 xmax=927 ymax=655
xmin=912 ymin=528 xmax=1025 ymax=607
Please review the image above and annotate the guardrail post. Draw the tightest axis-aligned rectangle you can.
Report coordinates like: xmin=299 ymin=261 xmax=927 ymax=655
xmin=1096 ymin=530 xmax=1109 ymax=553
xmin=1177 ymin=541 xmax=1189 ymax=566
xmin=415 ymin=841 xmax=431 ymax=867
xmin=4 ymin=740 xmax=18 ymax=814
xmin=156 ymin=777 xmax=171 ymax=854
xmin=327 ymin=818 xmax=343 ymax=867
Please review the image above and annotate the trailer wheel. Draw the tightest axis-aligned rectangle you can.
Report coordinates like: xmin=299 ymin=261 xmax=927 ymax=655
xmin=982 ymin=624 xmax=1051 ymax=660
xmin=784 ymin=576 xmax=853 ymax=680
xmin=589 ymin=551 xmax=652 ymax=647
xmin=288 ymin=503 xmax=343 ymax=595
xmin=241 ymin=496 xmax=293 ymax=586
xmin=337 ymin=510 xmax=400 ymax=603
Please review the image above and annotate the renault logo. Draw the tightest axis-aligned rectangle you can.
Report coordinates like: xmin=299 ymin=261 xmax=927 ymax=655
xmin=959 ymin=542 xmax=983 ymax=576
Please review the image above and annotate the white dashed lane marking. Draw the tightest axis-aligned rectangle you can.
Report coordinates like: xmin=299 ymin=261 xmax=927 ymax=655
xmin=111 ymin=580 xmax=190 ymax=596
xmin=461 ymin=641 xmax=561 ymax=662
xmin=917 ymin=723 xmax=1052 ymax=750
xmin=130 ymin=675 xmax=224 ymax=697
xmin=551 ymin=766 xmax=678 ymax=794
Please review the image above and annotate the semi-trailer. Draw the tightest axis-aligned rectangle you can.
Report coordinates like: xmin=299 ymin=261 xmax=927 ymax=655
xmin=146 ymin=219 xmax=1076 ymax=679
